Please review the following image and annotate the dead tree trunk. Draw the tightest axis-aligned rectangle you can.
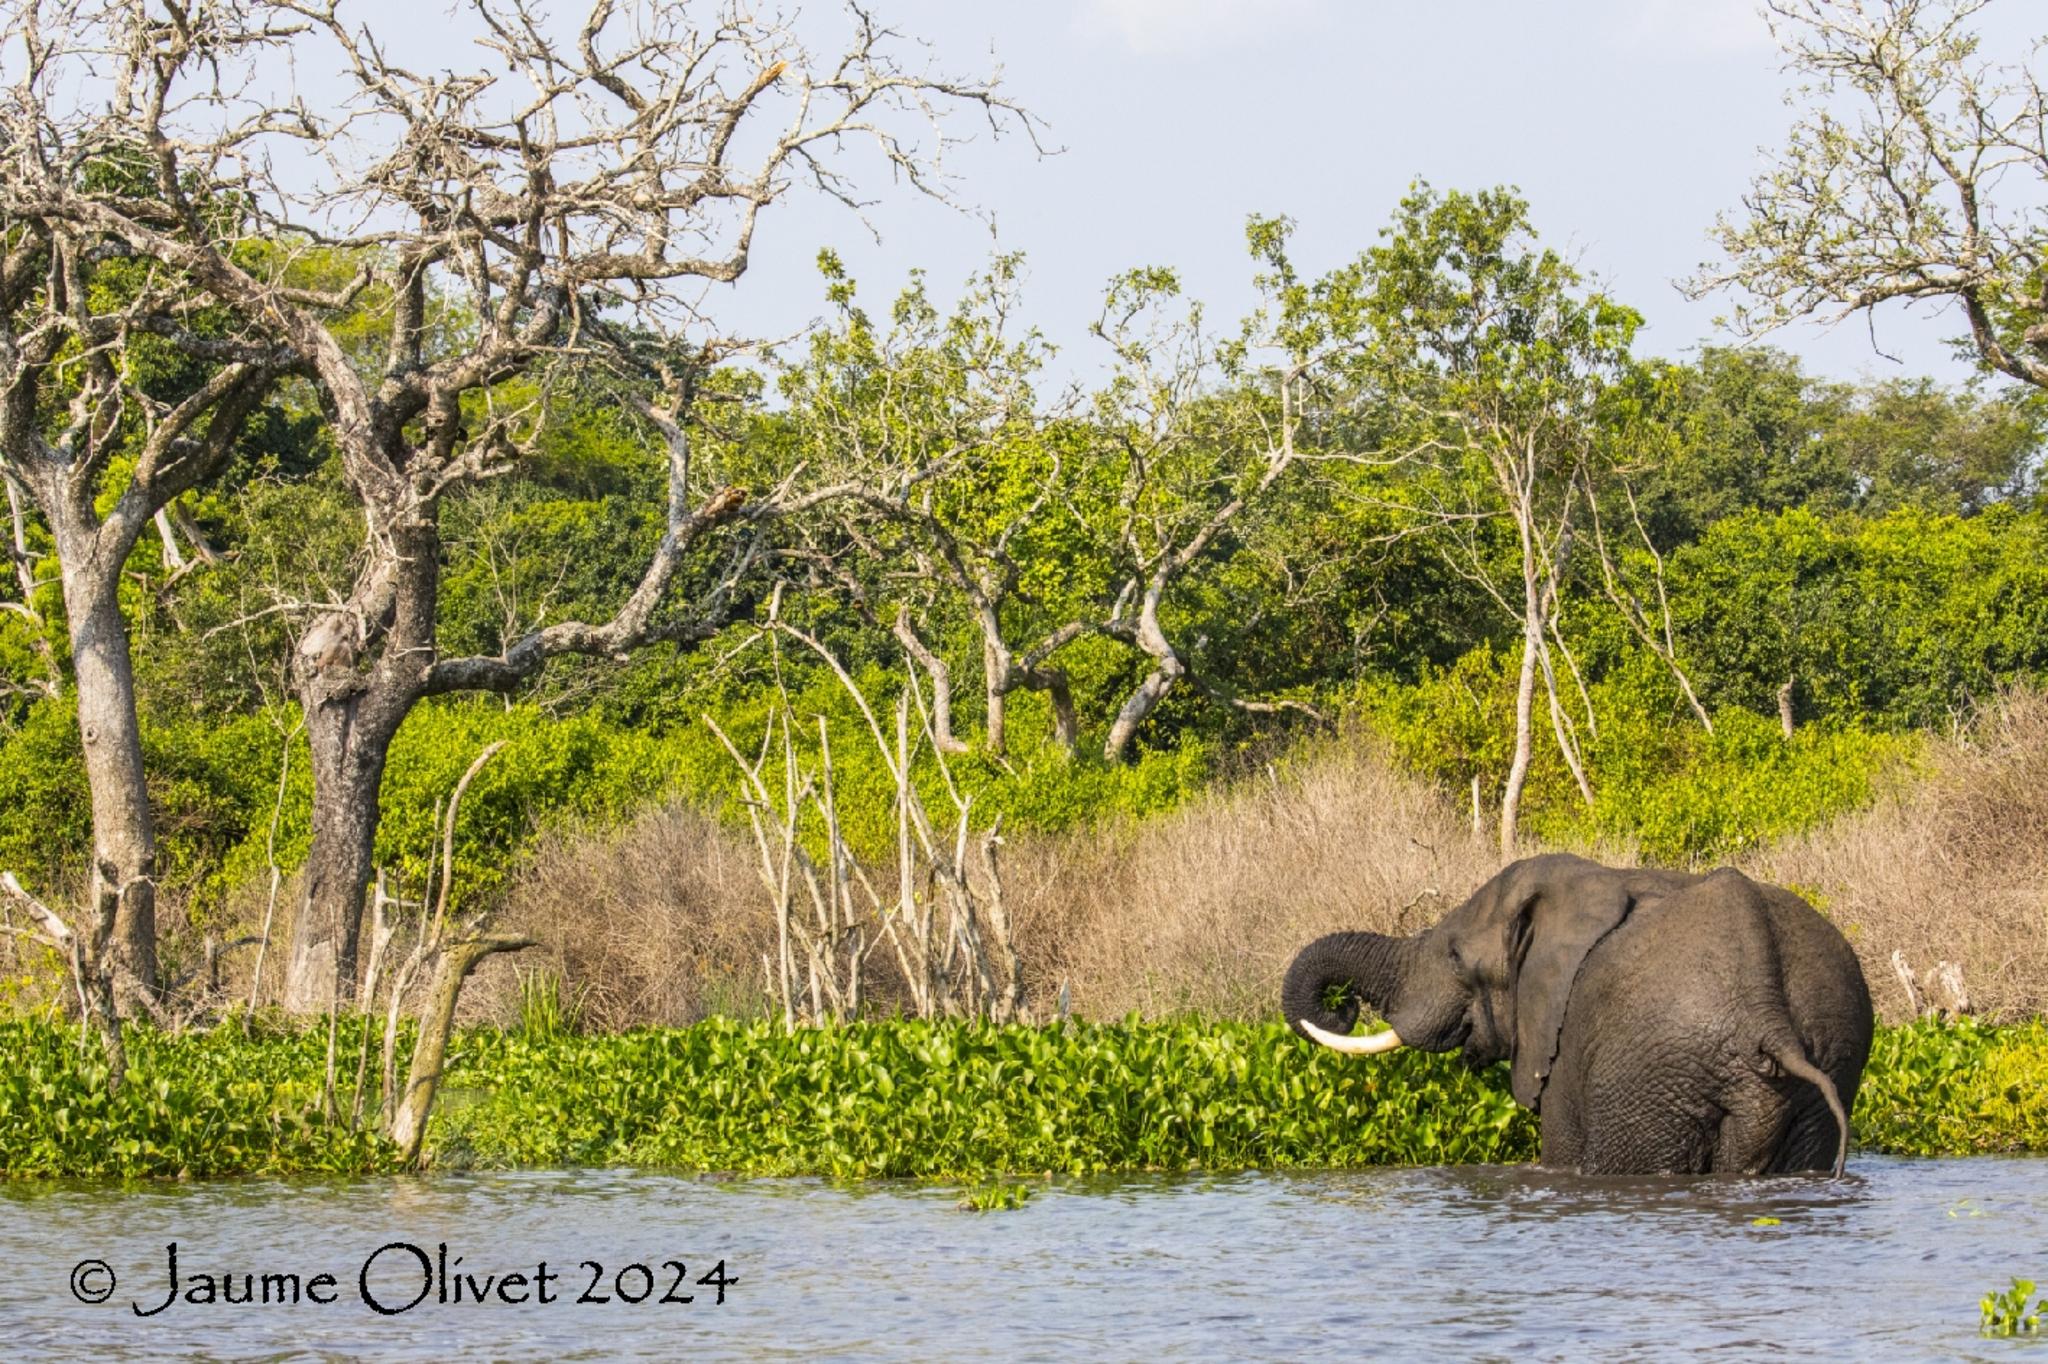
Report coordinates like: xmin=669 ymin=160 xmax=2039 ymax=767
xmin=1778 ymin=676 xmax=1797 ymax=740
xmin=379 ymin=742 xmax=529 ymax=1162
xmin=3 ymin=871 xmax=127 ymax=1090
xmin=1500 ymin=608 xmax=1541 ymax=858
xmin=387 ymin=933 xmax=534 ymax=1163
xmin=282 ymin=518 xmax=436 ymax=1012
xmin=284 ymin=699 xmax=401 ymax=1011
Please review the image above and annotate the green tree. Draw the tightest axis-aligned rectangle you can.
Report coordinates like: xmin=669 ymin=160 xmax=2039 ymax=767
xmin=778 ymin=254 xmax=1089 ymax=756
xmin=1340 ymin=184 xmax=1642 ymax=850
xmin=1697 ymin=0 xmax=2048 ymax=397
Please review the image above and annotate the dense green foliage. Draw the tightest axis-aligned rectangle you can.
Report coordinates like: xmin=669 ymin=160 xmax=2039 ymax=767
xmin=0 ymin=685 xmax=1209 ymax=932
xmin=1364 ymin=653 xmax=1921 ymax=861
xmin=0 ymin=1017 xmax=396 ymax=1179
xmin=4 ymin=183 xmax=2046 ymax=941
xmin=2 ymin=1016 xmax=2040 ymax=1181
xmin=5 ymin=371 xmax=2041 ymax=913
xmin=1856 ymin=1017 xmax=2048 ymax=1157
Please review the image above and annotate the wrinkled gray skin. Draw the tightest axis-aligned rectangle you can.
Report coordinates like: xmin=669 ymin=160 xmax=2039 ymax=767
xmin=1282 ymin=854 xmax=1874 ymax=1176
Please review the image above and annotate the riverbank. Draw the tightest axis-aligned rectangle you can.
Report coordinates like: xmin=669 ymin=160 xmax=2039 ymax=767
xmin=2 ymin=1016 xmax=2043 ymax=1181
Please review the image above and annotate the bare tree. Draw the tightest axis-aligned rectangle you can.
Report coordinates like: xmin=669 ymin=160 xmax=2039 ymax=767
xmin=1696 ymin=0 xmax=2048 ymax=393
xmin=1587 ymin=479 xmax=1715 ymax=734
xmin=27 ymin=0 xmax=1031 ymax=1010
xmin=1 ymin=1 xmax=299 ymax=998
xmin=1407 ymin=406 xmax=1600 ymax=851
xmin=719 ymin=619 xmax=1026 ymax=1022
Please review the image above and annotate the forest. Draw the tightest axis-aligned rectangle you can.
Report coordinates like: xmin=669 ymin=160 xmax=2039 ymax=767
xmin=2 ymin=0 xmax=2047 ymax=1165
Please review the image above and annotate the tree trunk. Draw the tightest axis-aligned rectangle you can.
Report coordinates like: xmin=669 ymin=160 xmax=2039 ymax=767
xmin=1778 ymin=676 xmax=1797 ymax=740
xmin=54 ymin=524 xmax=159 ymax=1000
xmin=1103 ymin=663 xmax=1179 ymax=763
xmin=1500 ymin=611 xmax=1540 ymax=860
xmin=282 ymin=517 xmax=438 ymax=1013
xmin=982 ymin=634 xmax=1010 ymax=756
xmin=893 ymin=606 xmax=968 ymax=753
xmin=1029 ymin=665 xmax=1079 ymax=757
xmin=1541 ymin=644 xmax=1595 ymax=807
xmin=281 ymin=693 xmax=398 ymax=1012
xmin=1103 ymin=581 xmax=1183 ymax=763
xmin=388 ymin=934 xmax=534 ymax=1164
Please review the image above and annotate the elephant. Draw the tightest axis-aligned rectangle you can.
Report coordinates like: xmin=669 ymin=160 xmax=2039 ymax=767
xmin=1282 ymin=853 xmax=1873 ymax=1176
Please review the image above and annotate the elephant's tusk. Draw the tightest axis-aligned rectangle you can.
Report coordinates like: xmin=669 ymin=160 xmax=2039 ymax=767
xmin=1298 ymin=1018 xmax=1404 ymax=1055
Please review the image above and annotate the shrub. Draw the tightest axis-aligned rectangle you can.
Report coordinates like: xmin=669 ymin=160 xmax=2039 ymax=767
xmin=1362 ymin=646 xmax=1915 ymax=865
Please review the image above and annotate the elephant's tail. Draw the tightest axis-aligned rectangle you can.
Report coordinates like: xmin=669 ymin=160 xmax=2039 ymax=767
xmin=1767 ymin=1039 xmax=1850 ymax=1178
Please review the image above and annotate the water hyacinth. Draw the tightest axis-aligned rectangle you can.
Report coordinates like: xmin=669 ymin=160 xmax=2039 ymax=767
xmin=0 ymin=1016 xmax=2043 ymax=1181
xmin=431 ymin=1018 xmax=1538 ymax=1178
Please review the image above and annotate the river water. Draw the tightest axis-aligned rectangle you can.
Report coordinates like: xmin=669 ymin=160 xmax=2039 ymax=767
xmin=2 ymin=1156 xmax=2044 ymax=1360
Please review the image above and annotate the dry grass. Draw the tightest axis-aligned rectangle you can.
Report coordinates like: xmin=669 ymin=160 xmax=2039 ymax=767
xmin=41 ymin=695 xmax=2030 ymax=1032
xmin=463 ymin=725 xmax=1538 ymax=1027
xmin=466 ymin=800 xmax=773 ymax=1029
xmin=486 ymin=699 xmax=2047 ymax=1029
xmin=1751 ymin=689 xmax=2048 ymax=1023
xmin=1004 ymin=726 xmax=1613 ymax=1019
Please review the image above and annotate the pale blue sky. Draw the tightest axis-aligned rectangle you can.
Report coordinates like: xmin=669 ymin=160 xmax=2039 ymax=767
xmin=341 ymin=0 xmax=2047 ymax=386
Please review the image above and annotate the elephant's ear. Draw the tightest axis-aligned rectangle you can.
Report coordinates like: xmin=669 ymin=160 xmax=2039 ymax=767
xmin=1504 ymin=859 xmax=1635 ymax=1111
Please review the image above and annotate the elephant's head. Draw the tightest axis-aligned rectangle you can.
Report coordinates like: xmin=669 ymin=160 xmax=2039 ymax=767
xmin=1282 ymin=854 xmax=1675 ymax=1108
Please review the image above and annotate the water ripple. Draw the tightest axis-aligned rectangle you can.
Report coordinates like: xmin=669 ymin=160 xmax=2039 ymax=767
xmin=0 ymin=1156 xmax=2042 ymax=1360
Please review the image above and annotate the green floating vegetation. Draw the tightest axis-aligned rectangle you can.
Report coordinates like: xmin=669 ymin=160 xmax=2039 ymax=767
xmin=423 ymin=1021 xmax=1520 ymax=1178
xmin=430 ymin=1017 xmax=1535 ymax=1178
xmin=0 ymin=1015 xmax=2043 ymax=1181
xmin=1854 ymin=1017 xmax=2048 ymax=1156
xmin=957 ymin=1182 xmax=1034 ymax=1212
xmin=1981 ymin=1279 xmax=2042 ymax=1338
xmin=0 ymin=1017 xmax=399 ymax=1179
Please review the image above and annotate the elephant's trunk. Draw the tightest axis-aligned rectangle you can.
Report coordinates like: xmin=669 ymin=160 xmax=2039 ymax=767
xmin=1282 ymin=930 xmax=1407 ymax=1050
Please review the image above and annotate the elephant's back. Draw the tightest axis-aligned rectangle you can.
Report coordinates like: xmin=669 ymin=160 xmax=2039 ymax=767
xmin=1567 ymin=883 xmax=1757 ymax=1037
xmin=1568 ymin=870 xmax=1874 ymax=1096
xmin=1579 ymin=872 xmax=1870 ymax=1028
